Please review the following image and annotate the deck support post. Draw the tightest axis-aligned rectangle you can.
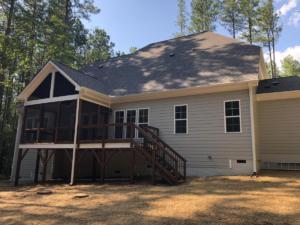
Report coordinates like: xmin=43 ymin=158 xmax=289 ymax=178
xmin=10 ymin=104 xmax=24 ymax=182
xmin=70 ymin=148 xmax=77 ymax=185
xmin=152 ymin=145 xmax=156 ymax=184
xmin=130 ymin=147 xmax=135 ymax=184
xmin=70 ymin=97 xmax=81 ymax=185
xmin=34 ymin=149 xmax=41 ymax=184
xmin=92 ymin=150 xmax=97 ymax=182
xmin=101 ymin=149 xmax=106 ymax=183
xmin=42 ymin=149 xmax=48 ymax=183
xmin=14 ymin=148 xmax=23 ymax=186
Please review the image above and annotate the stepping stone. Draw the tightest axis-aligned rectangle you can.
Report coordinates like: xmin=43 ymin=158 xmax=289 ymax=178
xmin=37 ymin=190 xmax=53 ymax=195
xmin=73 ymin=194 xmax=89 ymax=199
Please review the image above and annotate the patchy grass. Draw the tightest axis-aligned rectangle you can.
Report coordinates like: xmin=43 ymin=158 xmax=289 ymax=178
xmin=0 ymin=171 xmax=300 ymax=225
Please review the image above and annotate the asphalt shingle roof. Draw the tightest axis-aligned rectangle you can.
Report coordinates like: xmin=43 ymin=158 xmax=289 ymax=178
xmin=54 ymin=32 xmax=262 ymax=96
xmin=257 ymin=76 xmax=300 ymax=94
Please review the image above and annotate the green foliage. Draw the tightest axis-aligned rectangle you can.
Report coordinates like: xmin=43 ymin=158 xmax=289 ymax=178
xmin=0 ymin=0 xmax=115 ymax=177
xmin=83 ymin=28 xmax=114 ymax=65
xmin=220 ymin=0 xmax=243 ymax=38
xmin=189 ymin=0 xmax=219 ymax=33
xmin=257 ymin=0 xmax=281 ymax=78
xmin=239 ymin=0 xmax=260 ymax=44
xmin=129 ymin=47 xmax=138 ymax=54
xmin=280 ymin=55 xmax=300 ymax=77
xmin=175 ymin=0 xmax=188 ymax=36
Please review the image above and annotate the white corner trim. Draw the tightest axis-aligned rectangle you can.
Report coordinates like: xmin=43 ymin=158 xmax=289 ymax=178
xmin=249 ymin=87 xmax=257 ymax=173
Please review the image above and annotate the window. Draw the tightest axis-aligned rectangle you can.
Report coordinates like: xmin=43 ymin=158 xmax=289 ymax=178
xmin=126 ymin=110 xmax=136 ymax=138
xmin=224 ymin=100 xmax=241 ymax=133
xmin=174 ymin=105 xmax=188 ymax=134
xmin=138 ymin=108 xmax=149 ymax=138
xmin=115 ymin=111 xmax=125 ymax=138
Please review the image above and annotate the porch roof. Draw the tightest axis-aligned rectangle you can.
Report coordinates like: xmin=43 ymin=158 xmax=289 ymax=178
xmin=257 ymin=76 xmax=300 ymax=94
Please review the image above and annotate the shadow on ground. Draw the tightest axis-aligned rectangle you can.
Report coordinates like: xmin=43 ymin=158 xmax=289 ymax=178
xmin=0 ymin=171 xmax=299 ymax=225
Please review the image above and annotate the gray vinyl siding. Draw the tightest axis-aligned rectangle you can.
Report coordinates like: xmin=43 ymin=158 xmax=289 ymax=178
xmin=258 ymin=99 xmax=300 ymax=164
xmin=112 ymin=90 xmax=253 ymax=176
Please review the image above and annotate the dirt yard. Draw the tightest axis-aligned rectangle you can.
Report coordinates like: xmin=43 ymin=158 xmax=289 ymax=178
xmin=0 ymin=171 xmax=299 ymax=225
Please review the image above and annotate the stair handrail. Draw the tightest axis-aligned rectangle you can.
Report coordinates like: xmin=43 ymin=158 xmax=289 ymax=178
xmin=143 ymin=126 xmax=187 ymax=163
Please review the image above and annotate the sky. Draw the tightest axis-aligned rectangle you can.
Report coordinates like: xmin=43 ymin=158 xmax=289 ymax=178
xmin=83 ymin=0 xmax=300 ymax=68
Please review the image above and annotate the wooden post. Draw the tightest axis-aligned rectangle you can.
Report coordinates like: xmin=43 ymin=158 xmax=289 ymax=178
xmin=152 ymin=145 xmax=156 ymax=184
xmin=14 ymin=149 xmax=23 ymax=186
xmin=101 ymin=149 xmax=106 ymax=183
xmin=42 ymin=149 xmax=48 ymax=183
xmin=70 ymin=98 xmax=81 ymax=185
xmin=92 ymin=150 xmax=96 ymax=182
xmin=10 ymin=105 xmax=24 ymax=182
xmin=130 ymin=147 xmax=135 ymax=184
xmin=34 ymin=149 xmax=41 ymax=184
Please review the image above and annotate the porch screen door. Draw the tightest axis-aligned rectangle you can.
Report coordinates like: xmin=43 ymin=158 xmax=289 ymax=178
xmin=126 ymin=110 xmax=136 ymax=138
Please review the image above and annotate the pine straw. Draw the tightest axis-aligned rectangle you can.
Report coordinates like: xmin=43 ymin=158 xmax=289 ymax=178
xmin=0 ymin=171 xmax=300 ymax=225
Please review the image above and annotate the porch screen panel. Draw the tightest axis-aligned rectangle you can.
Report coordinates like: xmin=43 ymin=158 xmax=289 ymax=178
xmin=39 ymin=103 xmax=57 ymax=142
xmin=28 ymin=74 xmax=51 ymax=100
xmin=23 ymin=106 xmax=41 ymax=143
xmin=57 ymin=100 xmax=76 ymax=142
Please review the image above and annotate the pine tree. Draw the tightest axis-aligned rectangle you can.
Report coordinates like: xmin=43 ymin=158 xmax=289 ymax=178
xmin=257 ymin=0 xmax=281 ymax=78
xmin=220 ymin=0 xmax=243 ymax=39
xmin=240 ymin=0 xmax=260 ymax=44
xmin=189 ymin=0 xmax=219 ymax=33
xmin=176 ymin=0 xmax=187 ymax=36
xmin=281 ymin=55 xmax=300 ymax=77
xmin=83 ymin=28 xmax=114 ymax=65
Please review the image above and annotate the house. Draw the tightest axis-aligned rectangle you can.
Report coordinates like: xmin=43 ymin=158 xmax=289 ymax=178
xmin=10 ymin=31 xmax=300 ymax=186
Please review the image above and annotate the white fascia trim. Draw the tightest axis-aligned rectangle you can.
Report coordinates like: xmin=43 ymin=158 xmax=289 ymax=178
xmin=50 ymin=61 xmax=81 ymax=91
xmin=18 ymin=61 xmax=81 ymax=101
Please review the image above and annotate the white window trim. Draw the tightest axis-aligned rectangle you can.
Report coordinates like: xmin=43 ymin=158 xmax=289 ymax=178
xmin=125 ymin=109 xmax=138 ymax=138
xmin=224 ymin=100 xmax=242 ymax=134
xmin=174 ymin=104 xmax=188 ymax=134
xmin=137 ymin=108 xmax=150 ymax=126
xmin=115 ymin=108 xmax=150 ymax=138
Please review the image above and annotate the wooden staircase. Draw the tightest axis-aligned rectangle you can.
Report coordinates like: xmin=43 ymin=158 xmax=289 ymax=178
xmin=131 ymin=124 xmax=187 ymax=185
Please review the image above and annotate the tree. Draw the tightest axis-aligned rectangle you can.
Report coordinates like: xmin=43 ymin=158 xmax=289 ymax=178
xmin=280 ymin=55 xmax=300 ymax=77
xmin=129 ymin=47 xmax=138 ymax=54
xmin=220 ymin=0 xmax=243 ymax=39
xmin=0 ymin=0 xmax=108 ymax=177
xmin=257 ymin=0 xmax=281 ymax=78
xmin=189 ymin=0 xmax=219 ymax=33
xmin=240 ymin=0 xmax=260 ymax=44
xmin=176 ymin=0 xmax=188 ymax=36
xmin=83 ymin=28 xmax=114 ymax=64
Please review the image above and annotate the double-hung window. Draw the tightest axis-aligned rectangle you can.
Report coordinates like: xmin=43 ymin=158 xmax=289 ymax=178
xmin=224 ymin=100 xmax=241 ymax=133
xmin=138 ymin=108 xmax=149 ymax=138
xmin=174 ymin=105 xmax=188 ymax=134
